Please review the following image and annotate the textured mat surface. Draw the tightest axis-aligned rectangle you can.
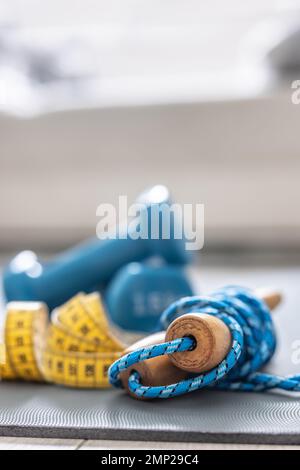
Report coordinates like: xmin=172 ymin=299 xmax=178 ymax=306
xmin=1 ymin=383 xmax=300 ymax=443
xmin=1 ymin=254 xmax=300 ymax=443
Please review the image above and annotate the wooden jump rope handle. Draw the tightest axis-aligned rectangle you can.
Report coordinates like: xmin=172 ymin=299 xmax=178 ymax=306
xmin=120 ymin=332 xmax=188 ymax=399
xmin=120 ymin=290 xmax=281 ymax=398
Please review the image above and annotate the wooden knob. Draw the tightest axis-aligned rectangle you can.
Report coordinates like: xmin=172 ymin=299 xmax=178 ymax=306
xmin=256 ymin=288 xmax=282 ymax=311
xmin=119 ymin=332 xmax=187 ymax=400
xmin=166 ymin=313 xmax=231 ymax=373
xmin=165 ymin=289 xmax=282 ymax=374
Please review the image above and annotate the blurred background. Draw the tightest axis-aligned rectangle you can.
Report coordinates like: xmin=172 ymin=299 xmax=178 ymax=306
xmin=1 ymin=0 xmax=300 ymax=253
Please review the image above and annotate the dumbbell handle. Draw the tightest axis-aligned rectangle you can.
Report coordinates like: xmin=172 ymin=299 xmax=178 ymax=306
xmin=121 ymin=289 xmax=281 ymax=398
xmin=40 ymin=237 xmax=149 ymax=299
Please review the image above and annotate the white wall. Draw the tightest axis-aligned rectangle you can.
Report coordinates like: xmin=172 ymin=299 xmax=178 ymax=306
xmin=1 ymin=1 xmax=300 ymax=250
xmin=1 ymin=88 xmax=300 ymax=250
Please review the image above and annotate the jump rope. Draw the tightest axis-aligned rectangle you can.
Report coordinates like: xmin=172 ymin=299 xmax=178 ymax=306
xmin=2 ymin=286 xmax=300 ymax=399
xmin=108 ymin=286 xmax=300 ymax=399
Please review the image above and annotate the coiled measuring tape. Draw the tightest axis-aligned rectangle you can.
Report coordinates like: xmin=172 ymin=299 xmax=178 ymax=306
xmin=0 ymin=293 xmax=125 ymax=388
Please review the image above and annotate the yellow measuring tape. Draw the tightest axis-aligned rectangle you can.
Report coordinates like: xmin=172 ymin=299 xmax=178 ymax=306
xmin=0 ymin=293 xmax=125 ymax=388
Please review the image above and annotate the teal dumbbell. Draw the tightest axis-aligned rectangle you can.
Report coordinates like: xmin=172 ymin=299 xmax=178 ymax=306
xmin=105 ymin=262 xmax=194 ymax=333
xmin=3 ymin=185 xmax=193 ymax=310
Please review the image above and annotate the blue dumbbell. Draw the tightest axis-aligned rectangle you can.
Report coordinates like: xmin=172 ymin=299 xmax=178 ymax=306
xmin=3 ymin=185 xmax=192 ymax=310
xmin=105 ymin=262 xmax=194 ymax=333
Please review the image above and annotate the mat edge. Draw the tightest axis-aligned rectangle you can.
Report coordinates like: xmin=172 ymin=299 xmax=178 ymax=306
xmin=0 ymin=426 xmax=300 ymax=445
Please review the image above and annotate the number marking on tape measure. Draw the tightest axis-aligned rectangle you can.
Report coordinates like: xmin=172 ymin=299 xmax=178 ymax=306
xmin=0 ymin=293 xmax=125 ymax=388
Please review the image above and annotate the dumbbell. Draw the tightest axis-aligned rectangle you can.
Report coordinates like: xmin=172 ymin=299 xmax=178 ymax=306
xmin=3 ymin=185 xmax=192 ymax=311
xmin=105 ymin=262 xmax=194 ymax=333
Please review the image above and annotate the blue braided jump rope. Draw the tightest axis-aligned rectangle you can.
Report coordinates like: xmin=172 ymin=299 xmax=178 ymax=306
xmin=108 ymin=286 xmax=300 ymax=399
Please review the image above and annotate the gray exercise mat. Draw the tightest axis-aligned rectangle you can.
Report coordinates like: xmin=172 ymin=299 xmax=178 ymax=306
xmin=0 ymin=383 xmax=300 ymax=443
xmin=1 ymin=257 xmax=300 ymax=444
